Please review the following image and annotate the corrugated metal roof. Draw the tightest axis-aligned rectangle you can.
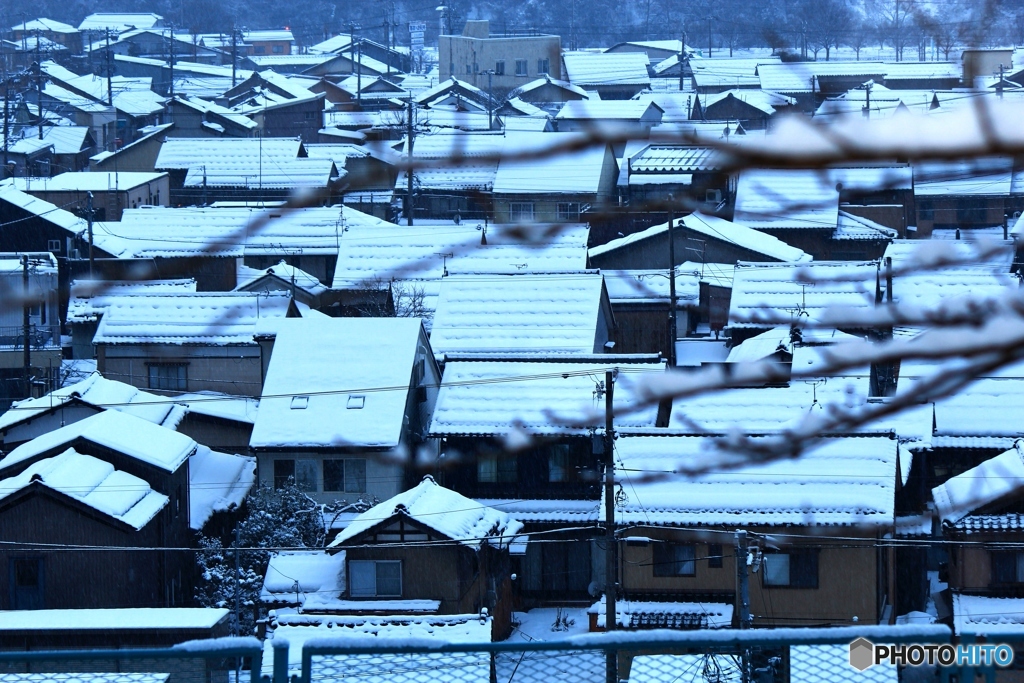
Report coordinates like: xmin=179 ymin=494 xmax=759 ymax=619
xmin=734 ymin=168 xmax=840 ymax=230
xmin=156 ymin=137 xmax=302 ymax=169
xmin=183 ymin=157 xmax=339 ymax=189
xmin=563 ymin=51 xmax=651 ymax=86
xmin=628 ymin=145 xmax=720 ymax=172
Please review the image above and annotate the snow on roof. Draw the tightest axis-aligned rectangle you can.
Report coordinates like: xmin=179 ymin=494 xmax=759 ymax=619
xmin=429 ymin=272 xmax=607 ymax=356
xmin=702 ymin=89 xmax=796 ymax=116
xmin=590 ymin=212 xmax=811 ymax=263
xmin=155 ymin=137 xmax=302 ymax=170
xmin=4 ymin=126 xmax=92 ymax=156
xmin=756 ymin=62 xmax=888 ymax=93
xmin=174 ymin=392 xmax=259 ymax=424
xmin=952 ymin=512 xmax=1024 ymax=535
xmin=953 ymin=594 xmax=1024 ymax=636
xmin=611 ymin=435 xmax=898 ymax=527
xmin=734 ymin=169 xmax=840 ymax=230
xmin=68 ymin=279 xmax=198 ymax=323
xmin=12 ymin=18 xmax=78 ymax=33
xmin=91 ymin=205 xmax=381 ymax=260
xmin=1 ymin=410 xmax=197 ymax=474
xmin=261 ymin=613 xmax=491 ymax=679
xmin=492 ymin=135 xmax=609 ymax=195
xmin=0 ymin=608 xmax=228 ymax=631
xmin=0 ymin=372 xmax=185 ymax=433
xmin=563 ymin=52 xmax=651 ymax=86
xmin=932 ymin=377 xmax=1024 ymax=440
xmin=932 ymin=444 xmax=1024 ymax=523
xmin=473 ymin=498 xmax=599 ymax=523
xmin=261 ymin=550 xmax=346 ymax=606
xmin=250 ymin=317 xmax=424 ymax=449
xmin=78 ymin=13 xmax=163 ymax=32
xmin=726 ymin=326 xmax=861 ymax=363
xmin=555 ymin=100 xmax=662 ymax=121
xmin=0 ymin=181 xmax=87 ymax=235
xmin=15 ymin=172 xmax=166 ymax=193
xmin=510 ymin=76 xmax=589 ymax=99
xmin=189 ymin=446 xmax=255 ymax=530
xmin=728 ymin=261 xmax=877 ymax=328
xmin=0 ymin=449 xmax=168 ymax=530
xmin=236 ymin=261 xmax=328 ymax=295
xmin=414 ymin=77 xmax=491 ymax=106
xmin=626 ymin=145 xmax=722 ymax=174
xmin=331 ymin=477 xmax=522 ymax=550
xmin=881 ymin=240 xmax=1015 ymax=312
xmin=790 ymin=644 xmax=898 ymax=682
xmin=602 ymin=269 xmax=700 ymax=306
xmin=42 ymin=84 xmax=112 ymax=113
xmin=913 ymin=158 xmax=1014 ymax=196
xmin=430 ymin=358 xmax=664 ymax=436
xmin=330 ymin=221 xmax=589 ymax=295
xmin=397 ymin=131 xmax=504 ymax=191
xmin=309 ymin=34 xmax=352 ymax=54
xmin=834 ymin=211 xmax=899 ymax=241
xmin=182 ymin=157 xmax=339 ymax=190
xmin=588 ymin=595 xmax=733 ymax=630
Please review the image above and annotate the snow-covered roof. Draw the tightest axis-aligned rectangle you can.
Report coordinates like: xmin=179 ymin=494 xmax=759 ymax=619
xmin=554 ymin=100 xmax=662 ymax=121
xmin=563 ymin=52 xmax=651 ymax=86
xmin=249 ymin=317 xmax=425 ymax=450
xmin=430 ymin=359 xmax=664 ymax=436
xmin=261 ymin=613 xmax=491 ymax=679
xmin=189 ymin=446 xmax=255 ymax=530
xmin=78 ymin=13 xmax=163 ymax=32
xmin=182 ymin=158 xmax=339 ymax=190
xmin=589 ymin=212 xmax=811 ymax=263
xmin=91 ymin=292 xmax=293 ymax=346
xmin=492 ymin=135 xmax=609 ymax=195
xmin=734 ymin=169 xmax=840 ymax=231
xmin=510 ymin=76 xmax=589 ymax=99
xmin=0 ymin=608 xmax=228 ymax=631
xmin=236 ymin=261 xmax=328 ymax=295
xmin=952 ymin=513 xmax=1024 ymax=535
xmin=174 ymin=392 xmax=259 ymax=424
xmin=834 ymin=211 xmax=898 ymax=241
xmin=953 ymin=594 xmax=1024 ymax=636
xmin=14 ymin=172 xmax=165 ymax=193
xmin=12 ymin=18 xmax=78 ymax=33
xmin=756 ymin=62 xmax=888 ymax=93
xmin=0 ymin=181 xmax=87 ymax=235
xmin=330 ymin=477 xmax=523 ymax=549
xmin=625 ymin=145 xmax=722 ymax=174
xmin=42 ymin=84 xmax=112 ymax=113
xmin=932 ymin=378 xmax=1024 ymax=440
xmin=91 ymin=205 xmax=384 ymax=260
xmin=702 ymin=89 xmax=796 ymax=116
xmin=309 ymin=34 xmax=353 ymax=54
xmin=611 ymin=435 xmax=898 ymax=527
xmin=790 ymin=645 xmax=898 ymax=682
xmin=397 ymin=131 xmax=504 ymax=191
xmin=261 ymin=550 xmax=346 ymax=607
xmin=0 ymin=372 xmax=185 ymax=434
xmin=414 ymin=77 xmax=491 ymax=106
xmin=473 ymin=498 xmax=599 ymax=523
xmin=602 ymin=269 xmax=700 ymax=306
xmin=0 ymin=409 xmax=197 ymax=474
xmin=881 ymin=240 xmax=1015 ymax=311
xmin=155 ymin=137 xmax=302 ymax=170
xmin=588 ymin=595 xmax=733 ymax=630
xmin=913 ymin=158 xmax=1014 ymax=196
xmin=0 ymin=449 xmax=168 ymax=529
xmin=68 ymin=279 xmax=198 ymax=323
xmin=429 ymin=272 xmax=608 ymax=356
xmin=728 ymin=261 xmax=877 ymax=328
xmin=932 ymin=444 xmax=1024 ymax=523
xmin=11 ymin=126 xmax=92 ymax=156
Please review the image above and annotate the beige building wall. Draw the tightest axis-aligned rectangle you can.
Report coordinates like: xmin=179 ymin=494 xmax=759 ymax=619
xmin=97 ymin=343 xmax=264 ymax=397
xmin=439 ymin=21 xmax=562 ymax=95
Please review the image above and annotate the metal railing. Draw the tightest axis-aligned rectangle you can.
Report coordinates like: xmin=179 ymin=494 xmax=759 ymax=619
xmin=3 ymin=624 xmax=1019 ymax=683
xmin=0 ymin=324 xmax=60 ymax=350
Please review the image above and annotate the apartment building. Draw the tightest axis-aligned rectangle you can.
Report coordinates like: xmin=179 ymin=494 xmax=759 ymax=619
xmin=439 ymin=21 xmax=562 ymax=97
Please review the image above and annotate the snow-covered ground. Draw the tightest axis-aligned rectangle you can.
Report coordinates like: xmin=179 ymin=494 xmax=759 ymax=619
xmin=496 ymin=608 xmax=600 ymax=683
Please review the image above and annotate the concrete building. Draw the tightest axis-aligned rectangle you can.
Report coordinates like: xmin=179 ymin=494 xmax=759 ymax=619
xmin=439 ymin=21 xmax=561 ymax=98
xmin=13 ymin=172 xmax=170 ymax=221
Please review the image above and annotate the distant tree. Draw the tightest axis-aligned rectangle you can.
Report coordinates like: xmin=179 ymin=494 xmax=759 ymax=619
xmin=848 ymin=18 xmax=871 ymax=60
xmin=865 ymin=0 xmax=917 ymax=61
xmin=756 ymin=0 xmax=790 ymax=54
xmin=806 ymin=0 xmax=855 ymax=60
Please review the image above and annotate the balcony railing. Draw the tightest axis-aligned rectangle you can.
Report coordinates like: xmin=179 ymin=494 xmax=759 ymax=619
xmin=0 ymin=325 xmax=60 ymax=350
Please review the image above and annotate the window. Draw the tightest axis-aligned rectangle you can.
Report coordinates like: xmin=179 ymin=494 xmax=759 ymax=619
xmin=255 ymin=45 xmax=266 ymax=54
xmin=523 ymin=540 xmax=591 ymax=593
xmin=272 ymin=45 xmax=283 ymax=53
xmin=918 ymin=200 xmax=935 ymax=221
xmin=509 ymin=202 xmax=535 ymax=222
xmin=450 ymin=62 xmax=455 ymax=75
xmin=548 ymin=445 xmax=568 ymax=482
xmin=349 ymin=560 xmax=402 ymax=597
xmin=957 ymin=199 xmax=987 ymax=225
xmin=274 ymin=458 xmax=317 ymax=491
xmin=557 ymin=202 xmax=580 ymax=221
xmin=148 ymin=363 xmax=187 ymax=391
xmin=763 ymin=549 xmax=818 ymax=588
xmin=323 ymin=458 xmax=367 ymax=493
xmin=515 ymin=59 xmax=528 ymax=76
xmin=708 ymin=543 xmax=724 ymax=569
xmin=477 ymin=453 xmax=517 ymax=483
xmin=653 ymin=543 xmax=696 ymax=576
xmin=466 ymin=64 xmax=472 ymax=74
xmin=495 ymin=60 xmax=505 ymax=75
xmin=47 ymin=239 xmax=61 ymax=252
xmin=537 ymin=58 xmax=550 ymax=74
xmin=992 ymin=551 xmax=1024 ymax=583
xmin=10 ymin=557 xmax=44 ymax=609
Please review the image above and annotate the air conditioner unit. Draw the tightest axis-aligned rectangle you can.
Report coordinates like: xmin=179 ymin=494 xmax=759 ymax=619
xmin=706 ymin=189 xmax=723 ymax=204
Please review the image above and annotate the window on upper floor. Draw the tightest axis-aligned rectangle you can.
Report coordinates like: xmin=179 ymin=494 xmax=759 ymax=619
xmin=478 ymin=453 xmax=517 ymax=483
xmin=515 ymin=59 xmax=528 ymax=76
xmin=272 ymin=45 xmax=283 ymax=53
xmin=992 ymin=551 xmax=1024 ymax=583
xmin=254 ymin=45 xmax=266 ymax=54
xmin=274 ymin=458 xmax=317 ymax=492
xmin=323 ymin=458 xmax=367 ymax=493
xmin=763 ymin=549 xmax=819 ymax=588
xmin=557 ymin=202 xmax=580 ymax=221
xmin=548 ymin=444 xmax=569 ymax=482
xmin=349 ymin=560 xmax=402 ymax=597
xmin=509 ymin=202 xmax=535 ymax=222
xmin=653 ymin=543 xmax=696 ymax=576
xmin=538 ymin=58 xmax=550 ymax=75
xmin=495 ymin=60 xmax=505 ymax=75
xmin=147 ymin=363 xmax=187 ymax=392
xmin=708 ymin=543 xmax=724 ymax=569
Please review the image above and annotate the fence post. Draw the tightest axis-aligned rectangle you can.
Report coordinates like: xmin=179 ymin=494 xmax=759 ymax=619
xmin=272 ymin=638 xmax=290 ymax=683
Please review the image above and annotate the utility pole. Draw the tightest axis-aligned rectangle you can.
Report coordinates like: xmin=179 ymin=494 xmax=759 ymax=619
xmin=603 ymin=369 xmax=617 ymax=683
xmin=35 ymin=55 xmax=43 ymax=140
xmin=231 ymin=28 xmax=239 ymax=88
xmin=667 ymin=211 xmax=677 ymax=367
xmin=863 ymin=81 xmax=872 ymax=118
xmin=405 ymin=99 xmax=414 ymax=226
xmin=168 ymin=24 xmax=175 ymax=98
xmin=86 ymin=191 xmax=95 ymax=278
xmin=105 ymin=31 xmax=113 ymax=106
xmin=349 ymin=24 xmax=357 ymax=84
xmin=678 ymin=31 xmax=686 ymax=92
xmin=484 ymin=69 xmax=494 ymax=129
xmin=357 ymin=40 xmax=363 ymax=106
xmin=22 ymin=255 xmax=31 ymax=397
xmin=2 ymin=67 xmax=9 ymax=172
xmin=735 ymin=530 xmax=751 ymax=683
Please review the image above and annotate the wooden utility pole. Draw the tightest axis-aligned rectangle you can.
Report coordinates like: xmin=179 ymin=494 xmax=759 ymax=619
xmin=735 ymin=530 xmax=751 ymax=683
xmin=231 ymin=28 xmax=239 ymax=87
xmin=168 ymin=24 xmax=175 ymax=98
xmin=667 ymin=211 xmax=677 ymax=367
xmin=86 ymin=191 xmax=95 ymax=278
xmin=105 ymin=31 xmax=113 ymax=106
xmin=22 ymin=255 xmax=31 ymax=397
xmin=603 ymin=369 xmax=617 ymax=683
xmin=678 ymin=32 xmax=686 ymax=92
xmin=405 ymin=99 xmax=414 ymax=226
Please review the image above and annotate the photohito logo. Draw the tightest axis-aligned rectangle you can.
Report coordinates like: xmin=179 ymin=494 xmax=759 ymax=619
xmin=849 ymin=638 xmax=1015 ymax=670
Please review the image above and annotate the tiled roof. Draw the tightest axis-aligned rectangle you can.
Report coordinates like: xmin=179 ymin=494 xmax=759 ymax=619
xmin=953 ymin=513 xmax=1024 ymax=534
